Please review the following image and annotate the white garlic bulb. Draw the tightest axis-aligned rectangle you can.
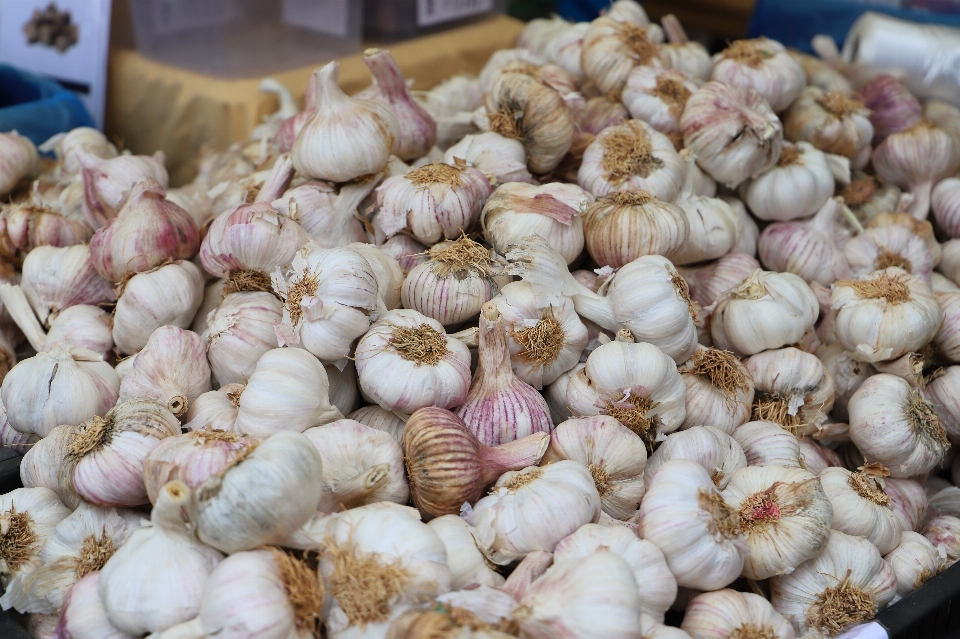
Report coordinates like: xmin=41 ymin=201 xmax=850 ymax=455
xmin=678 ymin=346 xmax=754 ymax=434
xmin=202 ymin=291 xmax=281 ymax=387
xmin=444 ymin=132 xmax=533 ymax=185
xmin=711 ymin=269 xmax=818 ymax=356
xmin=56 ymin=572 xmax=133 ymax=639
xmin=41 ymin=305 xmax=114 ymax=357
xmin=731 ymin=421 xmax=803 ymax=468
xmin=934 ymin=177 xmax=960 ymax=239
xmin=681 ymin=251 xmax=760 ymax=308
xmin=844 ymin=224 xmax=934 ymax=284
xmin=747 ymin=347 xmax=835 ymax=436
xmin=271 ymin=179 xmax=370 ymax=250
xmin=0 ymin=488 xmax=70 ymax=587
xmin=464 ymin=461 xmax=600 ymax=564
xmin=711 ymin=38 xmax=805 ymax=112
xmin=741 ymin=142 xmax=838 ymax=222
xmin=234 ymin=347 xmax=343 ymax=437
xmin=926 ymin=365 xmax=960 ymax=443
xmin=885 ymin=531 xmax=942 ymax=597
xmin=1 ymin=345 xmax=119 ymax=438
xmin=427 ymin=515 xmax=504 ymax=590
xmin=182 ymin=385 xmax=241 ymax=433
xmin=848 ymin=373 xmax=949 ymax=477
xmin=100 ymin=481 xmax=223 ymax=636
xmin=581 ymin=16 xmax=664 ymax=95
xmin=18 ymin=244 xmax=114 ymax=326
xmin=884 ymin=477 xmax=928 ymax=532
xmin=0 ymin=131 xmax=41 ymax=196
xmin=638 ymin=459 xmax=747 ymax=590
xmin=924 ymin=515 xmax=960 ymax=566
xmin=783 ymin=87 xmax=873 ymax=160
xmin=356 ymin=308 xmax=471 ymax=413
xmin=582 ymin=191 xmax=689 ymax=269
xmin=645 ymin=426 xmax=747 ymax=490
xmin=935 ymin=290 xmax=960 ymax=363
xmin=682 ymin=589 xmax=795 ymax=639
xmin=349 ymin=405 xmax=406 ymax=443
xmin=19 ymin=425 xmax=80 ymax=509
xmin=820 ymin=465 xmax=903 ymax=555
xmin=346 ymin=242 xmax=405 ymax=312
xmin=622 ymin=67 xmax=700 ymax=138
xmin=770 ymin=530 xmax=897 ymax=639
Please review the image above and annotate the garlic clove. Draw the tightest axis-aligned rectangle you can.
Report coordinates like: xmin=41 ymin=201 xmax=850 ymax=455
xmin=119 ymin=326 xmax=211 ymax=418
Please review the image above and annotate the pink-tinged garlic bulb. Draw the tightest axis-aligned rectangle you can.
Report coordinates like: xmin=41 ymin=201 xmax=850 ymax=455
xmin=55 ymin=572 xmax=131 ymax=639
xmin=292 ymin=62 xmax=399 ymax=182
xmin=272 ymin=180 xmax=370 ymax=249
xmin=758 ymin=197 xmax=852 ymax=285
xmin=710 ymin=38 xmax=805 ymax=112
xmin=842 ymin=172 xmax=902 ymax=224
xmin=844 ymin=224 xmax=934 ymax=284
xmin=873 ymin=120 xmax=960 ymax=220
xmin=349 ymin=405 xmax=406 ymax=443
xmin=19 ymin=426 xmax=80 ymax=509
xmin=660 ymin=14 xmax=713 ymax=80
xmin=741 ymin=141 xmax=840 ymax=221
xmin=681 ymin=82 xmax=783 ymax=189
xmin=581 ymin=16 xmax=664 ymax=95
xmin=681 ymin=251 xmax=760 ymax=308
xmin=646 ymin=426 xmax=747 ymax=490
xmin=924 ymin=515 xmax=960 ymax=565
xmin=784 ymin=87 xmax=873 ymax=160
xmin=678 ymin=346 xmax=754 ymax=434
xmin=583 ymin=191 xmax=688 ymax=268
xmin=274 ymin=72 xmax=319 ymax=153
xmin=577 ymin=96 xmax=629 ymax=137
xmin=77 ymin=149 xmax=168 ymax=229
xmin=859 ymin=74 xmax=923 ymax=144
xmin=0 ymin=196 xmax=92 ymax=261
xmin=444 ymin=132 xmax=534 ymax=185
xmin=934 ymin=177 xmax=960 ymax=239
xmin=622 ymin=67 xmax=699 ymax=137
xmin=118 ymin=326 xmax=211 ymax=418
xmin=0 ymin=132 xmax=41 ymax=196
xmin=747 ymin=347 xmax=835 ymax=437
xmin=456 ymin=303 xmax=552 ymax=446
xmin=202 ymin=291 xmax=282 ymax=387
xmin=378 ymin=233 xmax=429 ymax=273
xmin=18 ymin=244 xmax=114 ymax=325
xmin=886 ymin=531 xmax=942 ymax=598
xmin=143 ymin=428 xmax=256 ymax=503
xmin=89 ymin=180 xmax=199 ymax=283
xmin=356 ymin=48 xmax=437 ymax=161
xmin=799 ymin=438 xmax=843 ymax=475
xmin=884 ymin=477 xmax=928 ymax=532
xmin=182 ymin=385 xmax=242 ymax=433
xmin=683 ymin=589 xmax=795 ymax=639
xmin=578 ymin=120 xmax=685 ymax=200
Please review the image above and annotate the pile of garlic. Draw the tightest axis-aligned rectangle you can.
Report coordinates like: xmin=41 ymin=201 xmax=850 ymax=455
xmin=2 ymin=1 xmax=960 ymax=637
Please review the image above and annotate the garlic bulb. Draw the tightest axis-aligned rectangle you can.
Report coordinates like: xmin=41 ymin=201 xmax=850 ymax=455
xmin=566 ymin=338 xmax=686 ymax=447
xmin=444 ymin=132 xmax=533 ymax=185
xmin=402 ymin=407 xmax=548 ymax=519
xmin=292 ymin=62 xmax=399 ymax=182
xmin=943 ymin=239 xmax=960 ymax=285
xmin=733 ymin=421 xmax=804 ymax=470
xmin=859 ymin=74 xmax=922 ymax=144
xmin=234 ymin=347 xmax=342 ymax=437
xmin=885 ymin=531 xmax=941 ymax=597
xmin=36 ymin=305 xmax=113 ymax=357
xmin=783 ymin=87 xmax=873 ymax=160
xmin=679 ymin=346 xmax=754 ymax=433
xmin=799 ymin=438 xmax=843 ymax=475
xmin=578 ymin=96 xmax=630 ymax=137
xmin=710 ymin=38 xmax=804 ymax=112
xmin=646 ymin=426 xmax=747 ymax=490
xmin=488 ymin=281 xmax=588 ymax=389
xmin=456 ymin=304 xmax=552 ymax=446
xmin=0 ymin=197 xmax=92 ymax=261
xmin=682 ymin=589 xmax=795 ymax=639
xmin=884 ymin=477 xmax=928 ymax=532
xmin=88 ymin=180 xmax=199 ymax=282
xmin=477 ymin=49 xmax=546 ymax=94
xmin=182 ymin=385 xmax=241 ymax=433
xmin=924 ymin=515 xmax=960 ymax=565
xmin=356 ymin=309 xmax=471 ymax=413
xmin=113 ymin=260 xmax=205 ymax=355
xmin=271 ymin=179 xmax=370 ymax=250
xmin=934 ymin=178 xmax=960 ymax=238
xmin=622 ymin=67 xmax=699 ymax=138
xmin=638 ymin=459 xmax=747 ymax=590
xmin=376 ymin=160 xmax=491 ymax=244
xmin=1 ymin=345 xmax=119 ymax=437
xmin=464 ymin=461 xmax=600 ymax=564
xmin=816 ymin=344 xmax=874 ymax=422
xmin=427 ymin=515 xmax=504 ymax=589
xmin=659 ymin=14 xmax=712 ymax=81
xmin=581 ymin=16 xmax=663 ymax=95
xmin=842 ymin=172 xmax=902 ymax=224
xmin=578 ymin=120 xmax=685 ymax=201
xmin=0 ymin=402 xmax=36 ymax=456
xmin=0 ymin=131 xmax=40 ymax=196
xmin=542 ymin=415 xmax=646 ymax=520
xmin=582 ymin=191 xmax=689 ymax=268
xmin=99 ymin=481 xmax=222 ymax=635
xmin=742 ymin=142 xmax=840 ymax=223
xmin=832 ymin=267 xmax=942 ymax=363
xmin=349 ymin=405 xmax=406 ymax=443
xmin=844 ymin=223 xmax=933 ymax=284
xmin=848 ymin=373 xmax=949 ymax=477
xmin=48 ymin=127 xmax=118 ymax=177
xmin=747 ymin=347 xmax=835 ymax=436
xmin=682 ymin=252 xmax=760 ymax=308
xmin=770 ymin=530 xmax=897 ymax=638
xmin=484 ymin=68 xmax=575 ymax=174
xmin=0 ymin=488 xmax=70 ymax=588
xmin=20 ymin=425 xmax=80 ymax=509
xmin=192 ymin=430 xmax=323 ymax=553
xmin=202 ymin=291 xmax=282 ymax=386
xmin=321 ymin=502 xmax=451 ymax=637
xmin=711 ymin=269 xmax=818 ymax=356
xmin=926 ymin=366 xmax=960 ymax=443
xmin=56 ymin=573 xmax=132 ymax=639
xmin=378 ymin=233 xmax=429 ymax=273
xmin=302 ymin=419 xmax=408 ymax=511
xmin=820 ymin=465 xmax=902 ymax=555
xmin=78 ymin=150 xmax=168 ymax=229
xmin=481 ymin=182 xmax=589 ymax=265
xmin=118 ymin=326 xmax=211 ymax=418
xmin=680 ymin=81 xmax=783 ymax=189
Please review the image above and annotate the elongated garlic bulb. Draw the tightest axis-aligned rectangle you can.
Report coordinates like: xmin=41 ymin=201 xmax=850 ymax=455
xmin=731 ymin=421 xmax=803 ymax=468
xmin=820 ymin=465 xmax=902 ymax=555
xmin=645 ymin=426 xmax=747 ymax=490
xmin=118 ymin=326 xmax=210 ymax=418
xmin=747 ymin=347 xmax=835 ymax=436
xmin=583 ymin=191 xmax=689 ymax=269
xmin=0 ymin=488 xmax=70 ymax=588
xmin=678 ymin=346 xmax=754 ymax=433
xmin=682 ymin=589 xmax=795 ymax=639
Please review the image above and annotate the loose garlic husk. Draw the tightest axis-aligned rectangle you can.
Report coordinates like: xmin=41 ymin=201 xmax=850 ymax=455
xmin=678 ymin=346 xmax=754 ymax=433
xmin=292 ymin=62 xmax=399 ymax=182
xmin=234 ymin=347 xmax=342 ymax=437
xmin=638 ymin=459 xmax=747 ymax=590
xmin=113 ymin=260 xmax=205 ymax=355
xmin=681 ymin=252 xmax=760 ymax=308
xmin=924 ymin=515 xmax=960 ymax=566
xmin=202 ymin=291 xmax=282 ymax=386
xmin=682 ymin=589 xmax=795 ymax=639
xmin=645 ymin=426 xmax=747 ymax=490
xmin=542 ymin=415 xmax=646 ymax=520
xmin=578 ymin=120 xmax=686 ymax=201
xmin=77 ymin=150 xmax=168 ymax=229
xmin=456 ymin=304 xmax=552 ymax=446
xmin=783 ymin=87 xmax=873 ymax=160
xmin=0 ymin=132 xmax=40 ymax=196
xmin=770 ymin=530 xmax=897 ymax=639
xmin=464 ymin=461 xmax=600 ymax=564
xmin=741 ymin=142 xmax=840 ymax=222
xmin=0 ymin=488 xmax=70 ymax=588
xmin=710 ymin=38 xmax=804 ymax=112
xmin=622 ymin=67 xmax=699 ymax=138
xmin=711 ymin=269 xmax=818 ymax=356
xmin=376 ymin=160 xmax=491 ymax=244
xmin=99 ymin=481 xmax=222 ymax=636
xmin=832 ymin=267 xmax=942 ymax=363
xmin=843 ymin=223 xmax=934 ymax=284
xmin=934 ymin=178 xmax=960 ymax=239
xmin=302 ymin=419 xmax=408 ymax=511
xmin=680 ymin=81 xmax=783 ymax=189
xmin=553 ymin=523 xmax=676 ymax=621
xmin=118 ymin=326 xmax=211 ymax=418
xmin=488 ymin=281 xmax=588 ymax=389
xmin=820 ymin=465 xmax=903 ymax=555
xmin=583 ymin=191 xmax=689 ymax=268
xmin=848 ymin=373 xmax=949 ymax=477
xmin=581 ymin=15 xmax=663 ymax=95
xmin=321 ymin=502 xmax=451 ymax=638
xmin=481 ymin=182 xmax=590 ymax=266
xmin=182 ymin=385 xmax=241 ymax=433
xmin=349 ymin=405 xmax=406 ymax=443
xmin=747 ymin=347 xmax=835 ymax=436
xmin=356 ymin=309 xmax=471 ymax=413
xmin=885 ymin=531 xmax=942 ymax=598
xmin=427 ymin=515 xmax=504 ymax=589
xmin=0 ymin=345 xmax=119 ymax=437
xmin=444 ymin=132 xmax=534 ymax=185
xmin=565 ymin=338 xmax=686 ymax=447
xmin=56 ymin=573 xmax=132 ymax=639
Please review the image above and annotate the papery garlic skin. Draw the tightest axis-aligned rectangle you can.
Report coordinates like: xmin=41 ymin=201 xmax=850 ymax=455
xmin=820 ymin=466 xmax=903 ymax=555
xmin=770 ymin=530 xmax=898 ymax=639
xmin=582 ymin=191 xmax=689 ymax=269
xmin=119 ymin=326 xmax=211 ymax=418
xmin=783 ymin=87 xmax=873 ymax=160
xmin=638 ymin=459 xmax=747 ymax=590
xmin=356 ymin=309 xmax=471 ymax=413
xmin=678 ymin=346 xmax=754 ymax=434
xmin=622 ymin=67 xmax=700 ymax=137
xmin=427 ymin=515 xmax=504 ymax=590
xmin=731 ymin=421 xmax=803 ymax=468
xmin=747 ymin=347 xmax=835 ymax=436
xmin=444 ymin=132 xmax=534 ymax=185
xmin=682 ymin=589 xmax=795 ymax=639
xmin=0 ymin=132 xmax=40 ymax=196
xmin=885 ymin=531 xmax=942 ymax=597
xmin=645 ymin=426 xmax=747 ymax=490
xmin=848 ymin=374 xmax=949 ymax=477
xmin=55 ymin=572 xmax=133 ymax=639
xmin=741 ymin=142 xmax=838 ymax=222
xmin=711 ymin=38 xmax=804 ymax=112
xmin=203 ymin=291 xmax=282 ymax=387
xmin=465 ymin=461 xmax=600 ymax=564
xmin=0 ymin=488 xmax=70 ymax=587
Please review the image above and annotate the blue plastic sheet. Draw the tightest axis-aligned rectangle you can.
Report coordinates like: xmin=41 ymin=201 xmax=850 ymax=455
xmin=0 ymin=64 xmax=94 ymax=147
xmin=555 ymin=0 xmax=607 ymax=22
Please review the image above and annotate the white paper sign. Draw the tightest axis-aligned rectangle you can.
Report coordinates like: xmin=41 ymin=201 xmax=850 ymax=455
xmin=835 ymin=621 xmax=888 ymax=639
xmin=282 ymin=0 xmax=351 ymax=38
xmin=0 ymin=0 xmax=112 ymax=128
xmin=417 ymin=0 xmax=493 ymax=27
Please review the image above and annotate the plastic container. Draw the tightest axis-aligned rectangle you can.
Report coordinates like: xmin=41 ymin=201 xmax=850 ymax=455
xmin=363 ymin=0 xmax=507 ymax=41
xmin=128 ymin=0 xmax=363 ymax=78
